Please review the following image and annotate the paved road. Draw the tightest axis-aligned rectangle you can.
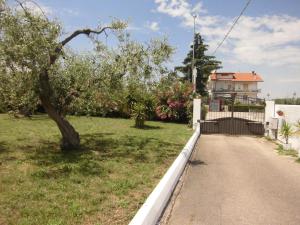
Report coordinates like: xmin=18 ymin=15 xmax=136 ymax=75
xmin=165 ymin=135 xmax=300 ymax=225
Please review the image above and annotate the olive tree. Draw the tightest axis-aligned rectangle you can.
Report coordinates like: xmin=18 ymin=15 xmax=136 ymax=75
xmin=115 ymin=37 xmax=174 ymax=127
xmin=56 ymin=52 xmax=127 ymax=117
xmin=0 ymin=65 xmax=39 ymax=116
xmin=0 ymin=1 xmax=126 ymax=150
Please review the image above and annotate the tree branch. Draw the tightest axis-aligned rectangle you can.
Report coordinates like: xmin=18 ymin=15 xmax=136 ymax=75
xmin=60 ymin=26 xmax=112 ymax=47
xmin=49 ymin=26 xmax=112 ymax=65
xmin=15 ymin=0 xmax=49 ymax=21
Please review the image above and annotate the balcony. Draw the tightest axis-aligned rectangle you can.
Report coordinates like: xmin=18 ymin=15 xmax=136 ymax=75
xmin=211 ymin=88 xmax=261 ymax=93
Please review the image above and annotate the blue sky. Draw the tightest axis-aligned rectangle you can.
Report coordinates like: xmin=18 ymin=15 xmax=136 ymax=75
xmin=23 ymin=0 xmax=300 ymax=98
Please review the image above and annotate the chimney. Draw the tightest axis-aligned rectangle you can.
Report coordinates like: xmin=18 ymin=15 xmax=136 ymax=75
xmin=252 ymin=71 xmax=257 ymax=79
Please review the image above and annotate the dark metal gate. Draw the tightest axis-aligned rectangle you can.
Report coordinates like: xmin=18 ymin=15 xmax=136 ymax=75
xmin=200 ymin=95 xmax=265 ymax=135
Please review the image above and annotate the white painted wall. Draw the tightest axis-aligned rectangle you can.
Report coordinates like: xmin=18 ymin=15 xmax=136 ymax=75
xmin=275 ymin=105 xmax=300 ymax=124
xmin=248 ymin=82 xmax=257 ymax=91
xmin=215 ymin=80 xmax=233 ymax=90
xmin=234 ymin=82 xmax=241 ymax=91
xmin=215 ymin=80 xmax=223 ymax=90
xmin=265 ymin=101 xmax=300 ymax=152
xmin=193 ymin=98 xmax=201 ymax=130
xmin=213 ymin=81 xmax=258 ymax=91
xmin=274 ymin=104 xmax=300 ymax=151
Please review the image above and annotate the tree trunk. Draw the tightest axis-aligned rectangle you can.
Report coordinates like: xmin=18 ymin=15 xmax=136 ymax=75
xmin=39 ymin=70 xmax=80 ymax=151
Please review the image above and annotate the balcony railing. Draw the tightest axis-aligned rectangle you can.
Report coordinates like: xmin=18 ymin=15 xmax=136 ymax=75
xmin=211 ymin=88 xmax=261 ymax=93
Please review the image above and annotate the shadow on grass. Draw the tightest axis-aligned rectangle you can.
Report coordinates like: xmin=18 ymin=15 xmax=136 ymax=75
xmin=130 ymin=125 xmax=162 ymax=130
xmin=80 ymin=132 xmax=181 ymax=161
xmin=25 ymin=114 xmax=49 ymax=121
xmin=21 ymin=132 xmax=182 ymax=179
xmin=0 ymin=141 xmax=8 ymax=153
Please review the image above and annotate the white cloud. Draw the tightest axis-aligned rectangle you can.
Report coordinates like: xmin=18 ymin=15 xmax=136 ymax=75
xmin=17 ymin=2 xmax=80 ymax=18
xmin=277 ymin=78 xmax=300 ymax=83
xmin=146 ymin=21 xmax=160 ymax=31
xmin=216 ymin=15 xmax=300 ymax=66
xmin=19 ymin=1 xmax=53 ymax=16
xmin=61 ymin=8 xmax=79 ymax=16
xmin=155 ymin=0 xmax=209 ymax=27
xmin=154 ymin=0 xmax=300 ymax=67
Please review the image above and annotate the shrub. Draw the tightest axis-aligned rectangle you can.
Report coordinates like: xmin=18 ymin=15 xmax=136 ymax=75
xmin=155 ymin=80 xmax=193 ymax=123
xmin=127 ymin=90 xmax=156 ymax=128
xmin=131 ymin=103 xmax=147 ymax=128
xmin=295 ymin=120 xmax=300 ymax=136
xmin=280 ymin=122 xmax=294 ymax=144
xmin=201 ymin=105 xmax=208 ymax=120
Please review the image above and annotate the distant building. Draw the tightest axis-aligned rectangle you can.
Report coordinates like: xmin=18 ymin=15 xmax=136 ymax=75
xmin=208 ymin=71 xmax=263 ymax=99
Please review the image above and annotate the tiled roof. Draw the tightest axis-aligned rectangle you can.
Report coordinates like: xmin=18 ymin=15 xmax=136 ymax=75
xmin=210 ymin=72 xmax=263 ymax=82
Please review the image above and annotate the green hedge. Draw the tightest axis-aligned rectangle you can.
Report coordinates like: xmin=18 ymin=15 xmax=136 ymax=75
xmin=201 ymin=105 xmax=208 ymax=120
xmin=229 ymin=104 xmax=264 ymax=112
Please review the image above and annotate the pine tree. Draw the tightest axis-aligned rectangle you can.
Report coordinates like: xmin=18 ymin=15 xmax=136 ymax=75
xmin=176 ymin=33 xmax=221 ymax=96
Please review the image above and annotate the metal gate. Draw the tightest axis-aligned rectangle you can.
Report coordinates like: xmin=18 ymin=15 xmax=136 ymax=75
xmin=200 ymin=95 xmax=265 ymax=135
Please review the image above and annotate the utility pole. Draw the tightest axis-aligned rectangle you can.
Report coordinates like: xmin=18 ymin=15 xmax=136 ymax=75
xmin=192 ymin=14 xmax=197 ymax=93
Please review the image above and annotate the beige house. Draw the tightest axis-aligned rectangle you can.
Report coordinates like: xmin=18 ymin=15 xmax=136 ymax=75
xmin=208 ymin=71 xmax=263 ymax=99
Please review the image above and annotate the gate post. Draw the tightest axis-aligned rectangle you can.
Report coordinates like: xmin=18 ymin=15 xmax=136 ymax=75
xmin=265 ymin=100 xmax=275 ymax=122
xmin=193 ymin=98 xmax=201 ymax=130
xmin=265 ymin=100 xmax=276 ymax=138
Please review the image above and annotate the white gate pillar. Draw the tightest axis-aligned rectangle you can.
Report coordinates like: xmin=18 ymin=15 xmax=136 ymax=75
xmin=193 ymin=98 xmax=201 ymax=130
xmin=265 ymin=100 xmax=276 ymax=138
xmin=265 ymin=100 xmax=275 ymax=122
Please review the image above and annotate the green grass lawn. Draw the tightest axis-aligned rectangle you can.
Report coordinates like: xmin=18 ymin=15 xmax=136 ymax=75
xmin=0 ymin=114 xmax=192 ymax=225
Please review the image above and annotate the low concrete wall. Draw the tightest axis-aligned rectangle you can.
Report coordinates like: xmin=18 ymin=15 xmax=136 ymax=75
xmin=129 ymin=123 xmax=200 ymax=225
xmin=275 ymin=104 xmax=300 ymax=151
xmin=265 ymin=102 xmax=300 ymax=152
xmin=275 ymin=104 xmax=300 ymax=124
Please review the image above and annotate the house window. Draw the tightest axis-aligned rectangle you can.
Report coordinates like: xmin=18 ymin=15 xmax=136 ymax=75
xmin=243 ymin=84 xmax=248 ymax=91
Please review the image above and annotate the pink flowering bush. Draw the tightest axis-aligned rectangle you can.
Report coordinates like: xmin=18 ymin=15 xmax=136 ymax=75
xmin=155 ymin=80 xmax=193 ymax=122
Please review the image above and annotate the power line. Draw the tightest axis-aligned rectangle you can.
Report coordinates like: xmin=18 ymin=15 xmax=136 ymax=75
xmin=212 ymin=0 xmax=252 ymax=55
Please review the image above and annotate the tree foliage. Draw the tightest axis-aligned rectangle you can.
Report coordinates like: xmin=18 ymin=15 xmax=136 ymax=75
xmin=274 ymin=98 xmax=300 ymax=105
xmin=52 ymin=36 xmax=174 ymax=126
xmin=155 ymin=72 xmax=194 ymax=123
xmin=176 ymin=33 xmax=221 ymax=96
xmin=0 ymin=0 xmax=192 ymax=150
xmin=0 ymin=0 xmax=126 ymax=150
xmin=115 ymin=37 xmax=174 ymax=127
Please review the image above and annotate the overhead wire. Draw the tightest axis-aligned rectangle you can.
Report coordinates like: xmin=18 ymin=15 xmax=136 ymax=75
xmin=212 ymin=0 xmax=252 ymax=55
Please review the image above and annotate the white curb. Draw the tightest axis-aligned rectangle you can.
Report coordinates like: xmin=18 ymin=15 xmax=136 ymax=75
xmin=129 ymin=123 xmax=201 ymax=225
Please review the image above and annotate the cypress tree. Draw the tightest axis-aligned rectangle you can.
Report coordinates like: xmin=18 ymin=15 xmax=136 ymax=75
xmin=176 ymin=33 xmax=221 ymax=96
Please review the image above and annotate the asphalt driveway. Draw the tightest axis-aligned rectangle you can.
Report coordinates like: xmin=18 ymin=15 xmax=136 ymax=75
xmin=164 ymin=135 xmax=300 ymax=225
